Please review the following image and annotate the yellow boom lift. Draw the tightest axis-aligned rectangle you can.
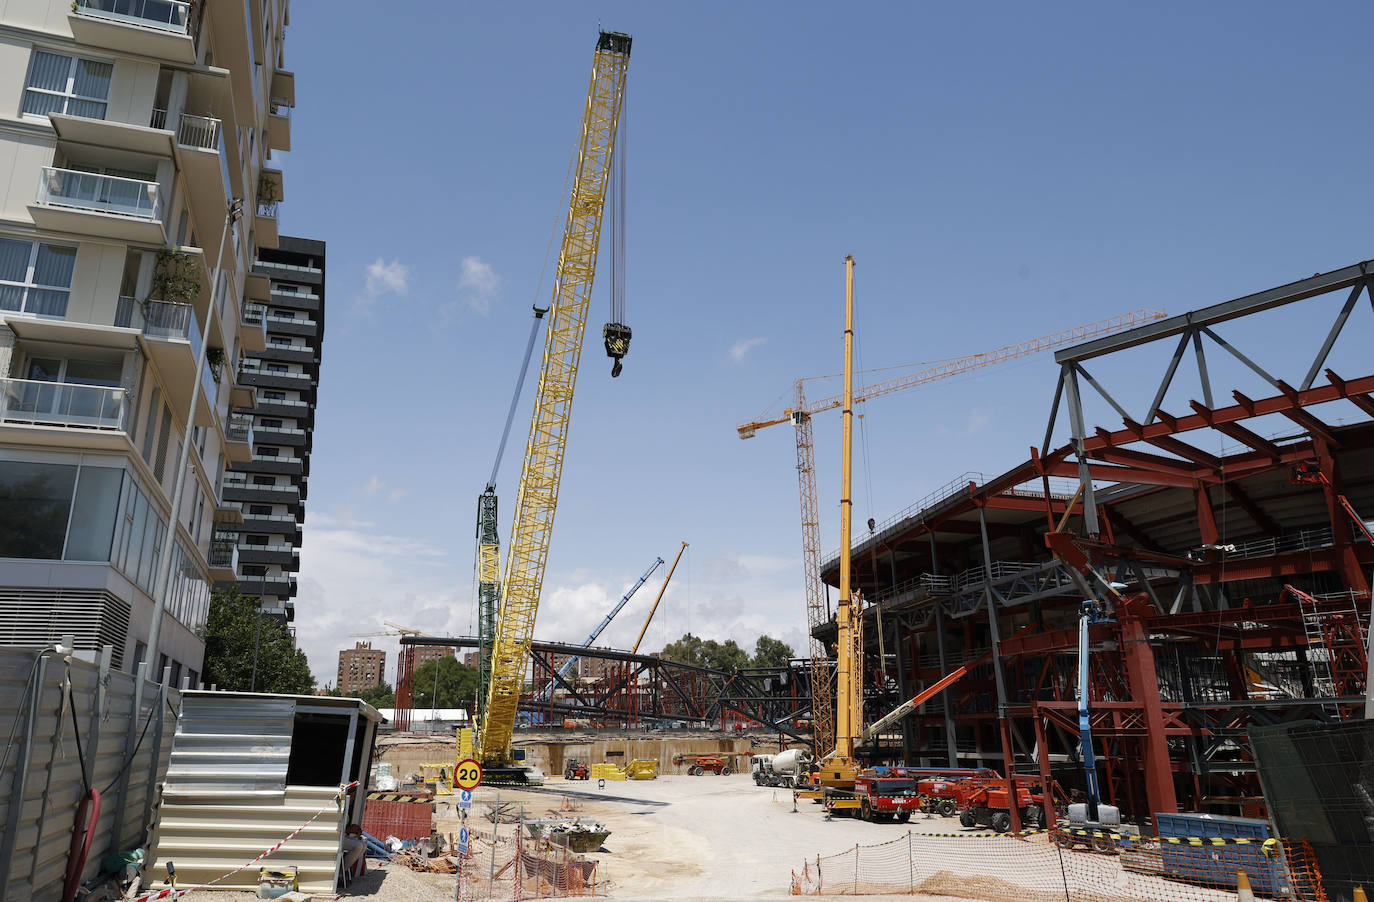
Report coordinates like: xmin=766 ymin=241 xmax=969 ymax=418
xmin=477 ymin=31 xmax=632 ymax=776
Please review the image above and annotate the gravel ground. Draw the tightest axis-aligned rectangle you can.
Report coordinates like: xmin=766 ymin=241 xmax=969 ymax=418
xmin=434 ymin=774 xmax=993 ymax=900
xmin=174 ymin=857 xmax=454 ymax=902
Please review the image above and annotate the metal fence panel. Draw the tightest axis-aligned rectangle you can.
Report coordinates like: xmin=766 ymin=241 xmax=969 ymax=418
xmin=0 ymin=646 xmax=179 ymax=902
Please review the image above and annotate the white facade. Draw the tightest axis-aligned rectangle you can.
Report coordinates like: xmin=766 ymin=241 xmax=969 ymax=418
xmin=0 ymin=0 xmax=296 ymax=681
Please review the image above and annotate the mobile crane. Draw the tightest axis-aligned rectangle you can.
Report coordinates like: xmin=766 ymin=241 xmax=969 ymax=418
xmin=476 ymin=30 xmax=632 ymax=778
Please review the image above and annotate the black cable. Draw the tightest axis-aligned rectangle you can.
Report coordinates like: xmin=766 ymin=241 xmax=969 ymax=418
xmin=64 ymin=676 xmax=92 ymax=794
xmin=0 ymin=651 xmax=46 ymax=782
xmin=97 ymin=693 xmax=159 ymax=795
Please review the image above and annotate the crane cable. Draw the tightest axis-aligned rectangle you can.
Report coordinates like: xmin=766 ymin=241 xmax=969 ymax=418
xmin=602 ymin=87 xmax=631 ymax=376
xmin=486 ymin=307 xmax=548 ymax=490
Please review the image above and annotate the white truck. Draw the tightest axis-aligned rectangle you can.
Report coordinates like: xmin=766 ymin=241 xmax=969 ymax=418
xmin=751 ymin=749 xmax=812 ymax=788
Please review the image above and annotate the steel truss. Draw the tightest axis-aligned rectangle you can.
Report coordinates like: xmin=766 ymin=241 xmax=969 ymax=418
xmin=817 ymin=259 xmax=1374 ymax=823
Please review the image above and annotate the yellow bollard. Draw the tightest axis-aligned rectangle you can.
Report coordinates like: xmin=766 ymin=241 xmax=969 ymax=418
xmin=1236 ymin=869 xmax=1255 ymax=902
xmin=1353 ymin=887 xmax=1368 ymax=902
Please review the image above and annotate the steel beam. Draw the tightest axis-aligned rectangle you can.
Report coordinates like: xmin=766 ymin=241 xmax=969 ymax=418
xmin=1055 ymin=261 xmax=1374 ymax=363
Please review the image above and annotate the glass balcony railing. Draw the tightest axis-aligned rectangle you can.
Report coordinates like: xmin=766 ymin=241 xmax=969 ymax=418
xmin=37 ymin=168 xmax=161 ymax=221
xmin=74 ymin=0 xmax=191 ymax=34
xmin=0 ymin=377 xmax=126 ymax=430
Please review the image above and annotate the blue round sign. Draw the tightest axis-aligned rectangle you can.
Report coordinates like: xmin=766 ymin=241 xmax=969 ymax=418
xmin=459 ymin=827 xmax=469 ymax=843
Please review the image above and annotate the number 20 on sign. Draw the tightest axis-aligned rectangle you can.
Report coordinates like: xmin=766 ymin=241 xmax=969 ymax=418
xmin=455 ymin=759 xmax=483 ymax=791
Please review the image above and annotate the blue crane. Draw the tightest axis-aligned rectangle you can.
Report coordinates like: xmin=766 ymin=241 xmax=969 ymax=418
xmin=541 ymin=556 xmax=664 ymax=699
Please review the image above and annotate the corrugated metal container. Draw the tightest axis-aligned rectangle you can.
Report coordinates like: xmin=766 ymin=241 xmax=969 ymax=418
xmin=1155 ymin=812 xmax=1291 ymax=896
xmin=146 ymin=692 xmax=380 ymax=895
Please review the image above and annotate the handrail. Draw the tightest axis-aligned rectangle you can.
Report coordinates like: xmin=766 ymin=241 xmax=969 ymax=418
xmin=37 ymin=167 xmax=161 ymax=220
xmin=74 ymin=0 xmax=191 ymax=33
xmin=0 ymin=377 xmax=126 ymax=430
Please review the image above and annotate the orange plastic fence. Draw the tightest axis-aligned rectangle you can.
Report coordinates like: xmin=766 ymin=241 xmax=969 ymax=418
xmin=791 ymin=829 xmax=1327 ymax=902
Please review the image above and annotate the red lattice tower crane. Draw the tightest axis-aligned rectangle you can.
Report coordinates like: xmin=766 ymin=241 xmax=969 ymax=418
xmin=736 ymin=308 xmax=1167 ymax=757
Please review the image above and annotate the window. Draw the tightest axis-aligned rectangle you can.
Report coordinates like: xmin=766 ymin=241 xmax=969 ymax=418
xmin=0 ymin=461 xmax=76 ymax=558
xmin=262 ymin=390 xmax=286 ymax=401
xmin=269 ymin=309 xmax=295 ymax=318
xmin=248 ymin=504 xmax=273 ymax=516
xmin=246 ymin=534 xmax=269 ymax=546
xmin=252 ymin=475 xmax=275 ymax=487
xmin=260 ymin=418 xmax=283 ymax=429
xmin=23 ymin=51 xmax=112 ymax=119
xmin=254 ymin=447 xmax=279 ymax=457
xmin=265 ymin=363 xmax=288 ymax=373
xmin=269 ymin=336 xmax=293 ymax=347
xmin=0 ymin=239 xmax=76 ymax=317
xmin=244 ymin=564 xmax=267 ymax=577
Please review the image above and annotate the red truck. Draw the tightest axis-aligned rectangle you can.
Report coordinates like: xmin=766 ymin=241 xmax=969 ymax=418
xmin=851 ymin=773 xmax=923 ymax=823
xmin=954 ymin=776 xmax=1050 ymax=833
xmin=888 ymin=767 xmax=1000 ymax=817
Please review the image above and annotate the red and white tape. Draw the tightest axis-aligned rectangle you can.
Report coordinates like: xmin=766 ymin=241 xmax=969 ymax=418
xmin=136 ymin=781 xmax=359 ymax=900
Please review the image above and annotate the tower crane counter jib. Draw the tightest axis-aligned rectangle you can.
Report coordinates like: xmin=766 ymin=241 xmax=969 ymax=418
xmin=477 ymin=30 xmax=632 ymax=773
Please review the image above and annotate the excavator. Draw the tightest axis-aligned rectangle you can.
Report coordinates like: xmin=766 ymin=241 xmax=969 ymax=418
xmin=474 ymin=30 xmax=633 ymax=782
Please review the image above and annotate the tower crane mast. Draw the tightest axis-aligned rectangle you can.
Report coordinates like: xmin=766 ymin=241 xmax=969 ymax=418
xmin=738 ymin=308 xmax=1167 ymax=757
xmin=478 ymin=31 xmax=632 ymax=767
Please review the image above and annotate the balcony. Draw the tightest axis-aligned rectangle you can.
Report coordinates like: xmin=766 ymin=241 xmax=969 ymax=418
xmin=237 ymin=360 xmax=314 ymax=393
xmin=207 ymin=537 xmax=239 ymax=580
xmin=224 ymin=411 xmax=253 ymax=462
xmin=264 ymin=314 xmax=317 ymax=338
xmin=70 ymin=0 xmax=195 ymax=64
xmin=240 ymin=302 xmax=267 ymax=352
xmin=0 ymin=377 xmax=128 ymax=449
xmin=252 ymin=424 xmax=305 ymax=448
xmin=271 ymin=70 xmax=295 ymax=107
xmin=118 ymin=298 xmax=216 ymax=428
xmin=255 ymin=199 xmax=279 ymax=249
xmin=241 ymin=453 xmax=303 ymax=476
xmin=238 ymin=543 xmax=298 ymax=567
xmin=266 ymin=102 xmax=291 ymax=153
xmin=234 ymin=576 xmax=297 ymax=599
xmin=221 ymin=477 xmax=300 ymax=506
xmin=239 ymin=512 xmax=304 ymax=543
xmin=31 ymin=168 xmax=165 ymax=244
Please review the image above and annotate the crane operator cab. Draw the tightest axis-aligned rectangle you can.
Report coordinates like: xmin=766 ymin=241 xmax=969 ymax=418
xmin=603 ymin=323 xmax=631 ymax=377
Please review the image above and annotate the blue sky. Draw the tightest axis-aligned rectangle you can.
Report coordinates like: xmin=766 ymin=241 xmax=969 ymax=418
xmin=282 ymin=2 xmax=1374 ymax=685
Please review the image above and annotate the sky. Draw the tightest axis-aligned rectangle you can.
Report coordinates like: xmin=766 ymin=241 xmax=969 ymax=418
xmin=277 ymin=2 xmax=1374 ymax=686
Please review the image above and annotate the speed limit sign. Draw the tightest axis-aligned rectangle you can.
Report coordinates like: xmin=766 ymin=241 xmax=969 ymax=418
xmin=455 ymin=759 xmax=484 ymax=791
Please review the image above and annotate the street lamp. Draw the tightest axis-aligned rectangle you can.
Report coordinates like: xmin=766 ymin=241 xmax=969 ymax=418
xmin=144 ymin=198 xmax=244 ymax=675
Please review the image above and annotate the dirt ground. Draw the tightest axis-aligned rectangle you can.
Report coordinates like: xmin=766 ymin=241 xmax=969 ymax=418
xmin=435 ymin=773 xmax=992 ymax=900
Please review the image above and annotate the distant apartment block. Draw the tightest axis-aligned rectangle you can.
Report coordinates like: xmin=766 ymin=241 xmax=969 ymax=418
xmin=413 ymin=644 xmax=452 ymax=672
xmin=337 ymin=641 xmax=385 ymax=694
xmin=0 ymin=0 xmax=297 ymax=682
xmin=215 ymin=236 xmax=324 ymax=622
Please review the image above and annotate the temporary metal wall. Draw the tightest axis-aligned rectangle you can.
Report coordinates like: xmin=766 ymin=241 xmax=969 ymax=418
xmin=0 ymin=645 xmax=179 ymax=902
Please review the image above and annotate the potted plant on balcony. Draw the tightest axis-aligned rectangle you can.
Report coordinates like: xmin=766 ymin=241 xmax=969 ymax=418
xmin=147 ymin=250 xmax=199 ymax=308
xmin=206 ymin=347 xmax=225 ymax=383
xmin=256 ymin=173 xmax=280 ymax=213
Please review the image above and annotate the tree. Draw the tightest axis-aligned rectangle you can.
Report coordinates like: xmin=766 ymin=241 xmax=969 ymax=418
xmin=413 ymin=656 xmax=480 ymax=710
xmin=752 ymin=635 xmax=795 ymax=669
xmin=659 ymin=633 xmax=751 ymax=672
xmin=340 ymin=680 xmax=395 ymax=708
xmin=202 ymin=587 xmax=315 ymax=694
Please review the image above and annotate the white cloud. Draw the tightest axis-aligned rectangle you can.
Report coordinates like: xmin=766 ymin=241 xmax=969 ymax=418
xmin=729 ymin=337 xmax=766 ymax=363
xmin=362 ymin=475 xmax=384 ymax=496
xmin=365 ymin=258 xmax=410 ymax=298
xmin=387 ymin=488 xmax=409 ymax=502
xmin=457 ymin=256 xmax=500 ymax=316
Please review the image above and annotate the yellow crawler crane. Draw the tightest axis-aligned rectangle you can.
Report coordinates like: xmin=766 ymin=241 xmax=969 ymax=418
xmin=477 ymin=31 xmax=632 ymax=771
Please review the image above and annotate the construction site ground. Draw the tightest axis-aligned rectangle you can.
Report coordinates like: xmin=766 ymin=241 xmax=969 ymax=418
xmin=436 ymin=773 xmax=992 ymax=900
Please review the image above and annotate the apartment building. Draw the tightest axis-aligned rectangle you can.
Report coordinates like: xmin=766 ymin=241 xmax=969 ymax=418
xmin=0 ymin=0 xmax=297 ymax=681
xmin=337 ymin=641 xmax=384 ymax=694
xmin=215 ymin=234 xmax=322 ymax=621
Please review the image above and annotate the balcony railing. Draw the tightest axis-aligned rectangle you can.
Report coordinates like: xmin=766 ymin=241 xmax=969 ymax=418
xmin=243 ymin=302 xmax=266 ymax=326
xmin=207 ymin=539 xmax=237 ymax=569
xmin=227 ymin=412 xmax=253 ymax=443
xmin=176 ymin=112 xmax=221 ymax=149
xmin=0 ymin=377 xmax=126 ymax=431
xmin=251 ymin=453 xmax=302 ymax=464
xmin=74 ymin=0 xmax=190 ymax=34
xmin=254 ymin=425 xmax=304 ymax=437
xmin=266 ymin=314 xmax=315 ymax=327
xmin=239 ymin=362 xmax=311 ymax=382
xmin=37 ymin=168 xmax=161 ymax=221
xmin=256 ymin=199 xmax=279 ymax=219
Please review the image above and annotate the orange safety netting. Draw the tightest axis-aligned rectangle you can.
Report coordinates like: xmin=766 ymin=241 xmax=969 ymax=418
xmin=791 ymin=829 xmax=1327 ymax=902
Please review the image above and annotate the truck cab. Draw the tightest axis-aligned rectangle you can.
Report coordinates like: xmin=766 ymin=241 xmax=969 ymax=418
xmin=750 ymin=754 xmax=776 ymax=786
xmin=851 ymin=773 xmax=922 ymax=823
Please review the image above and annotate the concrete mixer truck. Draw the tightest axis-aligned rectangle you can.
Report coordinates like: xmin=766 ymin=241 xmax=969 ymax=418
xmin=753 ymin=749 xmax=812 ymax=788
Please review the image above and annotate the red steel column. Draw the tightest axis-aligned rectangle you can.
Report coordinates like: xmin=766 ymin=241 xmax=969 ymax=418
xmin=1118 ymin=603 xmax=1178 ymax=821
xmin=1315 ymin=439 xmax=1371 ymax=597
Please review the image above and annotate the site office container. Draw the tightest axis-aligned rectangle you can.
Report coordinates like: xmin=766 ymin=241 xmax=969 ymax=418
xmin=1154 ymin=812 xmax=1291 ymax=897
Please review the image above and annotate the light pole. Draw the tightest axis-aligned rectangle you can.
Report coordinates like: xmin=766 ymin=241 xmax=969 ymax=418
xmin=144 ymin=198 xmax=243 ymax=672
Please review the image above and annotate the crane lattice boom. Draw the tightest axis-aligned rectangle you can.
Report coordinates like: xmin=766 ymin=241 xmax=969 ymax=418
xmin=478 ymin=31 xmax=632 ymax=764
xmin=737 ymin=307 xmax=1166 ymax=757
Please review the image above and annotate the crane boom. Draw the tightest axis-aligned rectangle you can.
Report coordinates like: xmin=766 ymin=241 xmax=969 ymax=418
xmin=478 ymin=31 xmax=632 ymax=765
xmin=541 ymin=556 xmax=663 ymax=698
xmin=736 ymin=308 xmax=1165 ymax=759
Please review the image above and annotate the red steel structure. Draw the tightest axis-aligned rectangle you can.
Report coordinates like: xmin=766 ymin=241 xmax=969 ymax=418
xmin=819 ymin=260 xmax=1374 ymax=824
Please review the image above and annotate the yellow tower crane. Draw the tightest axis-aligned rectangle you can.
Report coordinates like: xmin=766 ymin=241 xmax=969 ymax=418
xmin=478 ymin=31 xmax=632 ymax=770
xmin=737 ymin=307 xmax=1167 ymax=759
